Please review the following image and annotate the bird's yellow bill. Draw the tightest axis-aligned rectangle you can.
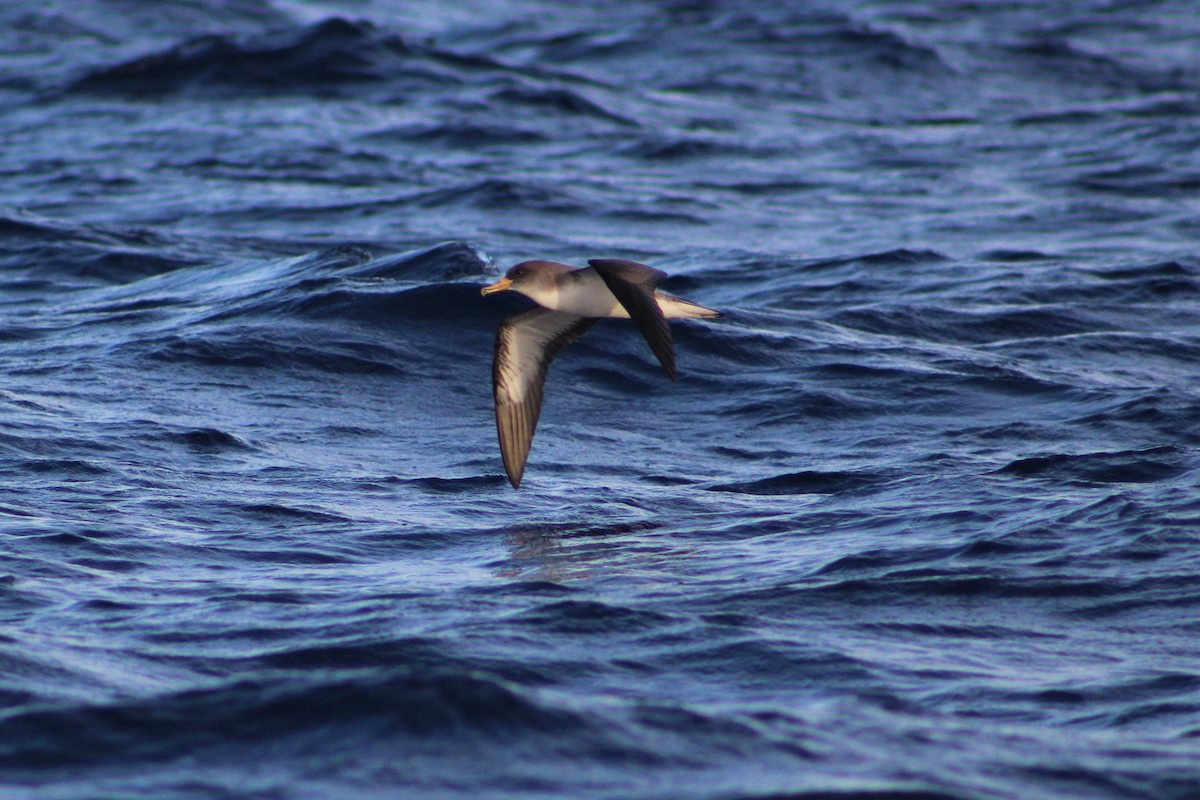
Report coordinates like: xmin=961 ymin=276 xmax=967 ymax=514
xmin=481 ymin=277 xmax=513 ymax=296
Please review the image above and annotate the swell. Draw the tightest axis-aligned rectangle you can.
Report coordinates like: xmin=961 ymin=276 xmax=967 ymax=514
xmin=0 ymin=212 xmax=199 ymax=286
xmin=0 ymin=241 xmax=504 ymax=383
xmin=0 ymin=666 xmax=598 ymax=771
xmin=94 ymin=241 xmax=492 ymax=326
xmin=994 ymin=445 xmax=1193 ymax=486
xmin=60 ymin=15 xmax=624 ymax=111
xmin=119 ymin=244 xmax=500 ymax=375
xmin=65 ymin=18 xmax=448 ymax=99
xmin=645 ymin=8 xmax=955 ymax=105
xmin=827 ymin=304 xmax=1114 ymax=346
xmin=141 ymin=330 xmax=413 ymax=375
xmin=1000 ymin=37 xmax=1193 ymax=95
xmin=709 ymin=469 xmax=890 ymax=496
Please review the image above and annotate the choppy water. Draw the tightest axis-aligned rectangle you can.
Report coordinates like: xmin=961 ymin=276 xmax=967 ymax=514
xmin=2 ymin=1 xmax=1200 ymax=798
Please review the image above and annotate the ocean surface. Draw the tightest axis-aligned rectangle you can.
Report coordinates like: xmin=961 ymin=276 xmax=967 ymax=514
xmin=2 ymin=1 xmax=1199 ymax=798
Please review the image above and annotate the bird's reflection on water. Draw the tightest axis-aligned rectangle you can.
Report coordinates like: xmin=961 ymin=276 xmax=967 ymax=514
xmin=494 ymin=520 xmax=671 ymax=584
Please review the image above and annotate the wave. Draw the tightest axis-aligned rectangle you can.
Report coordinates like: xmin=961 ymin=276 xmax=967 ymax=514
xmin=0 ymin=665 xmax=597 ymax=771
xmin=995 ymin=445 xmax=1192 ymax=485
xmin=1075 ymin=392 xmax=1200 ymax=446
xmin=515 ymin=599 xmax=671 ymax=635
xmin=142 ymin=330 xmax=409 ymax=374
xmin=830 ymin=304 xmax=1113 ymax=345
xmin=363 ymin=121 xmax=549 ymax=149
xmin=406 ymin=178 xmax=587 ymax=214
xmin=976 ymin=249 xmax=1058 ymax=263
xmin=620 ymin=136 xmax=767 ymax=161
xmin=58 ymin=15 xmax=563 ymax=100
xmin=0 ymin=241 xmax=502 ymax=384
xmin=701 ymin=10 xmax=951 ymax=72
xmin=59 ymin=14 xmax=642 ymax=114
xmin=489 ymin=85 xmax=635 ymax=126
xmin=66 ymin=18 xmax=435 ymax=98
xmin=710 ymin=469 xmax=888 ymax=495
xmin=164 ymin=426 xmax=253 ymax=453
xmin=1002 ymin=37 xmax=1192 ymax=95
xmin=1077 ymin=165 xmax=1200 ymax=198
xmin=0 ymin=211 xmax=199 ymax=285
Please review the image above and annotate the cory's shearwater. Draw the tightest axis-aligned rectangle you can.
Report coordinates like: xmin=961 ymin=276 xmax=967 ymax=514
xmin=481 ymin=258 xmax=721 ymax=488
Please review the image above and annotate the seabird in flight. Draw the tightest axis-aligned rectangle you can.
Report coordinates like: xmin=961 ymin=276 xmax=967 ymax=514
xmin=481 ymin=258 xmax=721 ymax=488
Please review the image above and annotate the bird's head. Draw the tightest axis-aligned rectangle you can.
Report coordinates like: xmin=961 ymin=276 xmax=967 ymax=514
xmin=481 ymin=261 xmax=572 ymax=302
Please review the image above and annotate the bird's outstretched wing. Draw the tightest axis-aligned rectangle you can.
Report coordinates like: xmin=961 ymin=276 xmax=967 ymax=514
xmin=493 ymin=308 xmax=596 ymax=488
xmin=588 ymin=258 xmax=676 ymax=380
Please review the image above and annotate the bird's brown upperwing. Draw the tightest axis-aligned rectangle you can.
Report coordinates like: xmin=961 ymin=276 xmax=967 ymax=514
xmin=493 ymin=308 xmax=596 ymax=488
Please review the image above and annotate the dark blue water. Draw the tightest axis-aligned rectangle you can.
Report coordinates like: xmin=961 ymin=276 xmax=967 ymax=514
xmin=2 ymin=1 xmax=1199 ymax=798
